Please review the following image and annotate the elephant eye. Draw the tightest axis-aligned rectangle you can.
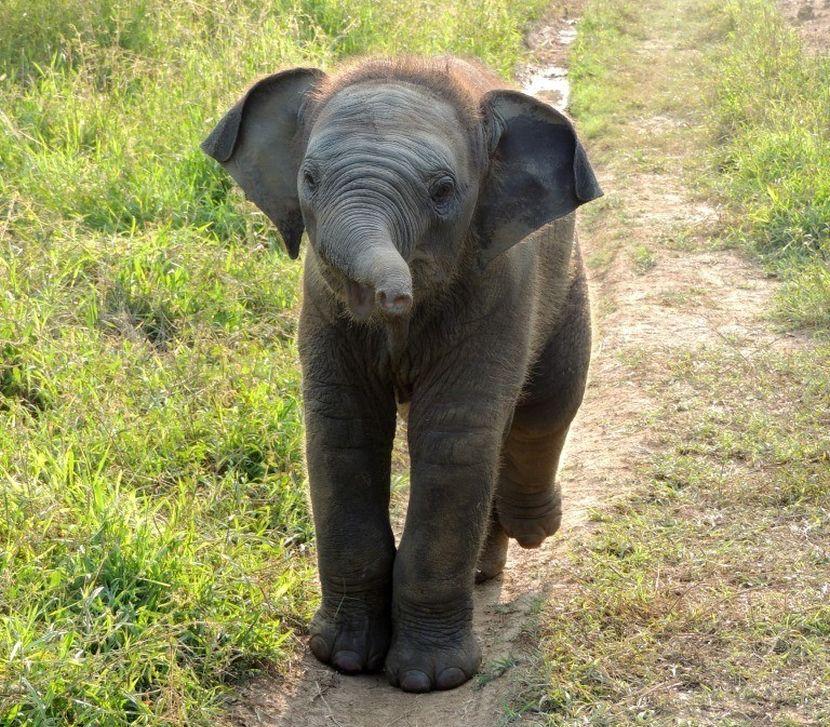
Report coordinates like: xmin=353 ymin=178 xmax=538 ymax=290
xmin=302 ymin=168 xmax=319 ymax=194
xmin=429 ymin=176 xmax=456 ymax=210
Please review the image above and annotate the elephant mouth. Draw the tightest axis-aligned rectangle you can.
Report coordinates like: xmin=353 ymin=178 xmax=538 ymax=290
xmin=313 ymin=255 xmax=375 ymax=319
xmin=343 ymin=279 xmax=413 ymax=320
xmin=344 ymin=279 xmax=376 ymax=320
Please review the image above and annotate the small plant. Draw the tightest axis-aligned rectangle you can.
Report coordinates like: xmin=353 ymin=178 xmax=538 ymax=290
xmin=475 ymin=655 xmax=519 ymax=689
xmin=631 ymin=243 xmax=656 ymax=273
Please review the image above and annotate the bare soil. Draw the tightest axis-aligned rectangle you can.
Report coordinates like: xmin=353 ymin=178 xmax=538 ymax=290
xmin=227 ymin=6 xmax=788 ymax=726
xmin=778 ymin=0 xmax=830 ymax=50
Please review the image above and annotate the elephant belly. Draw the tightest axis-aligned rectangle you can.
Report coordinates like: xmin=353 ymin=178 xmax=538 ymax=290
xmin=514 ymin=270 xmax=591 ymax=434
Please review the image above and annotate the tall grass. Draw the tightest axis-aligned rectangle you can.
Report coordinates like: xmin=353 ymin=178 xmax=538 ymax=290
xmin=709 ymin=0 xmax=830 ymax=329
xmin=0 ymin=0 xmax=546 ymax=723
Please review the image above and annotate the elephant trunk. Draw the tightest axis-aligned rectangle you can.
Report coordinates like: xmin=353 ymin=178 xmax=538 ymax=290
xmin=317 ymin=219 xmax=413 ymax=320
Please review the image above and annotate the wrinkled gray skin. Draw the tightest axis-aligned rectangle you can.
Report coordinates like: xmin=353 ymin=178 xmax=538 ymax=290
xmin=202 ymin=58 xmax=602 ymax=693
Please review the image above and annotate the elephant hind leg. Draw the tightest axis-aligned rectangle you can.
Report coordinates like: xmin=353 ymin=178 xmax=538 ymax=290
xmin=477 ymin=415 xmax=571 ymax=570
xmin=495 ymin=421 xmax=568 ymax=549
xmin=475 ymin=507 xmax=509 ymax=583
xmin=495 ymin=260 xmax=590 ymax=549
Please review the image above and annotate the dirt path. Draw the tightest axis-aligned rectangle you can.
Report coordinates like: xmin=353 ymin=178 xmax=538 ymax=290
xmin=778 ymin=0 xmax=830 ymax=51
xmin=228 ymin=4 xmax=787 ymax=725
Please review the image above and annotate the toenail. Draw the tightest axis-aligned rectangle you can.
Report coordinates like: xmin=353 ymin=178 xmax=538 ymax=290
xmin=399 ymin=669 xmax=431 ymax=693
xmin=309 ymin=635 xmax=330 ymax=661
xmin=332 ymin=650 xmax=362 ymax=674
xmin=436 ymin=666 xmax=466 ymax=690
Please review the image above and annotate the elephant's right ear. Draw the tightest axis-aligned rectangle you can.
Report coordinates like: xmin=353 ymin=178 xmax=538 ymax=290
xmin=201 ymin=67 xmax=325 ymax=258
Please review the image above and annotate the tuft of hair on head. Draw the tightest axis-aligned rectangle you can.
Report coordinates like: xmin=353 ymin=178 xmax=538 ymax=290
xmin=309 ymin=55 xmax=509 ymax=133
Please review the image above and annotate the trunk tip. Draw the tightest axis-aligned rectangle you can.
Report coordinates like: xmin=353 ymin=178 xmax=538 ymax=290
xmin=376 ymin=289 xmax=413 ymax=317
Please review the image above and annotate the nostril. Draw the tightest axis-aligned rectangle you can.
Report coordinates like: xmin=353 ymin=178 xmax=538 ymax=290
xmin=376 ymin=289 xmax=413 ymax=316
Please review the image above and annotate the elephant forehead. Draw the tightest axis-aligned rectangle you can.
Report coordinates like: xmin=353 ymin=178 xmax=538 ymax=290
xmin=310 ymin=82 xmax=471 ymax=160
xmin=307 ymin=131 xmax=458 ymax=175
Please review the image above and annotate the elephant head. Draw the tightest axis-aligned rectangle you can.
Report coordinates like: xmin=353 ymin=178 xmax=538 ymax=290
xmin=201 ymin=61 xmax=602 ymax=321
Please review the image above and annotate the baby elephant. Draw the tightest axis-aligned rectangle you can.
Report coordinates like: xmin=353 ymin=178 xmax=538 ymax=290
xmin=202 ymin=57 xmax=601 ymax=692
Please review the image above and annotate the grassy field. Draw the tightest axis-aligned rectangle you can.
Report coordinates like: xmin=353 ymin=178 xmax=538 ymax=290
xmin=0 ymin=1 xmax=547 ymax=723
xmin=523 ymin=0 xmax=830 ymax=723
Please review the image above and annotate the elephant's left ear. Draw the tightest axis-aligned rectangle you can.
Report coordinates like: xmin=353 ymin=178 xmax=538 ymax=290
xmin=474 ymin=90 xmax=602 ymax=269
xmin=201 ymin=67 xmax=325 ymax=258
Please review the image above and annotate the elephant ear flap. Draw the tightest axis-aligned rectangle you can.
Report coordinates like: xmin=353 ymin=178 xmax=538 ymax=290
xmin=201 ymin=67 xmax=325 ymax=258
xmin=474 ymin=90 xmax=603 ymax=270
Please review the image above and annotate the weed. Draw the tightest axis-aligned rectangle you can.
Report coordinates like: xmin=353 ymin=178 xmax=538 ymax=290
xmin=476 ymin=655 xmax=519 ymax=689
xmin=630 ymin=244 xmax=656 ymax=273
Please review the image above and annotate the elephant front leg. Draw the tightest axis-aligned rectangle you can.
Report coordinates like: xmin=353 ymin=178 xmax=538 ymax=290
xmin=304 ymin=378 xmax=397 ymax=675
xmin=385 ymin=403 xmax=506 ymax=692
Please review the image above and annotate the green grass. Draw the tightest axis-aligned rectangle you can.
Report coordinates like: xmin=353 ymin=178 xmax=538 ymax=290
xmin=630 ymin=244 xmax=656 ymax=274
xmin=568 ymin=2 xmax=641 ymax=143
xmin=708 ymin=0 xmax=830 ymax=330
xmin=528 ymin=343 xmax=830 ymax=723
xmin=0 ymin=0 xmax=547 ymax=723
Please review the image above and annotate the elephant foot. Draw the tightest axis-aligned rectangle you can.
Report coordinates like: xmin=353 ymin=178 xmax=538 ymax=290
xmin=309 ymin=603 xmax=390 ymax=674
xmin=386 ymin=610 xmax=481 ymax=692
xmin=475 ymin=518 xmax=509 ymax=583
xmin=497 ymin=489 xmax=562 ymax=549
